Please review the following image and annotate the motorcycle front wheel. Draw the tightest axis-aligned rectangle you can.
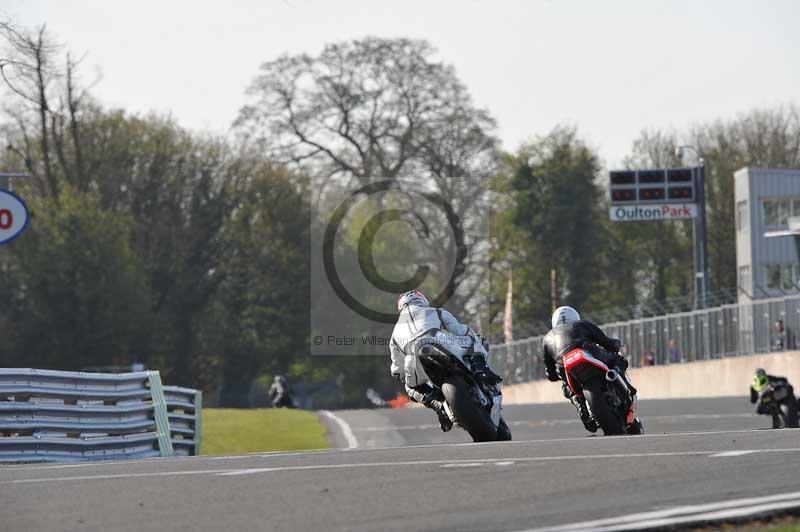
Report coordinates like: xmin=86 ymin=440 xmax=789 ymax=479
xmin=496 ymin=417 xmax=512 ymax=441
xmin=780 ymin=401 xmax=799 ymax=428
xmin=442 ymin=377 xmax=497 ymax=442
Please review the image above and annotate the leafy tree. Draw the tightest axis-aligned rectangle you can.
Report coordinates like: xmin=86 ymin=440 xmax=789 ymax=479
xmin=619 ymin=129 xmax=694 ymax=310
xmin=206 ymin=165 xmax=310 ymax=406
xmin=692 ymin=105 xmax=800 ymax=293
xmin=495 ymin=126 xmax=608 ymax=330
xmin=623 ymin=105 xmax=800 ymax=299
xmin=0 ymin=188 xmax=152 ymax=369
xmin=236 ymin=37 xmax=500 ymax=318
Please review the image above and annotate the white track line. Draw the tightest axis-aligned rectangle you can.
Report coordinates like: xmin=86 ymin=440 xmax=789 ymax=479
xmin=5 ymin=448 xmax=800 ymax=485
xmin=4 ymin=427 xmax=795 ymax=472
xmin=521 ymin=490 xmax=800 ymax=531
xmin=353 ymin=413 xmax=760 ymax=432
xmin=308 ymin=427 xmax=798 ymax=454
xmin=319 ymin=410 xmax=358 ymax=449
xmin=709 ymin=450 xmax=759 ymax=457
xmin=353 ymin=413 xmax=757 ymax=432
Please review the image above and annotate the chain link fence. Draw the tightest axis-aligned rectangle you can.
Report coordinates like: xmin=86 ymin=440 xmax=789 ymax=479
xmin=492 ymin=294 xmax=800 ymax=385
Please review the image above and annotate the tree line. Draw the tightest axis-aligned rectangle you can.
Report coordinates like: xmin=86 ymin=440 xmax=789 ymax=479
xmin=1 ymin=20 xmax=799 ymax=406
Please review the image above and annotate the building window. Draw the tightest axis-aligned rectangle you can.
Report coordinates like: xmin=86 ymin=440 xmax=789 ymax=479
xmin=765 ymin=263 xmax=800 ymax=291
xmin=766 ymin=264 xmax=782 ymax=290
xmin=762 ymin=197 xmax=800 ymax=227
xmin=782 ymin=264 xmax=794 ymax=291
xmin=737 ymin=200 xmax=748 ymax=231
xmin=793 ymin=199 xmax=800 ymax=222
xmin=763 ymin=198 xmax=791 ymax=227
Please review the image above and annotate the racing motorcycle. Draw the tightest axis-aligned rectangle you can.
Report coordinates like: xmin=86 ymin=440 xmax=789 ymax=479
xmin=563 ymin=347 xmax=642 ymax=436
xmin=756 ymin=381 xmax=799 ymax=429
xmin=415 ymin=342 xmax=511 ymax=442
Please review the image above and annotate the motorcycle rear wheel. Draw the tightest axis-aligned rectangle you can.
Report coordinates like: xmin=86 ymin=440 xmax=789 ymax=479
xmin=583 ymin=377 xmax=626 ymax=436
xmin=442 ymin=377 xmax=497 ymax=442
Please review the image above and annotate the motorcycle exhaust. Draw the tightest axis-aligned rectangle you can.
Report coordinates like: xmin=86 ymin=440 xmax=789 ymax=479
xmin=606 ymin=369 xmax=631 ymax=393
xmin=606 ymin=369 xmax=631 ymax=394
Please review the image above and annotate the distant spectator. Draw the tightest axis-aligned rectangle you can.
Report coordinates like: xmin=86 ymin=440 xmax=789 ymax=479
xmin=772 ymin=319 xmax=796 ymax=351
xmin=667 ymin=339 xmax=681 ymax=364
xmin=772 ymin=320 xmax=786 ymax=351
xmin=642 ymin=350 xmax=655 ymax=366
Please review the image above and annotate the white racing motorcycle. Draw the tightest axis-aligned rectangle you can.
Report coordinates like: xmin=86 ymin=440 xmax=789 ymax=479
xmin=414 ymin=340 xmax=511 ymax=442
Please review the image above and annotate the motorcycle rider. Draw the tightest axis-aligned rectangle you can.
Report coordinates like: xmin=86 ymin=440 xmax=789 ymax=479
xmin=542 ymin=306 xmax=642 ymax=434
xmin=390 ymin=289 xmax=502 ymax=432
xmin=269 ymin=375 xmax=294 ymax=408
xmin=750 ymin=368 xmax=796 ymax=428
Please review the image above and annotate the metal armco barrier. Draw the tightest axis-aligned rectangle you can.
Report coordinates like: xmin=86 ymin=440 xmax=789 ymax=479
xmin=0 ymin=368 xmax=201 ymax=463
xmin=493 ymin=294 xmax=800 ymax=384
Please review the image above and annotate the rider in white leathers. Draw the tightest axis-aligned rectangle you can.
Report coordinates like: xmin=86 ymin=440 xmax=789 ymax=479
xmin=390 ymin=290 xmax=502 ymax=431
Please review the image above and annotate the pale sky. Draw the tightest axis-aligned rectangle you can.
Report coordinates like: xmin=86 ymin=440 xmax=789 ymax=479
xmin=3 ymin=0 xmax=798 ymax=168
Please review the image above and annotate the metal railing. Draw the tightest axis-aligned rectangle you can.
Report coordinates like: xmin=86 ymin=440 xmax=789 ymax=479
xmin=492 ymin=294 xmax=800 ymax=385
xmin=509 ymin=288 xmax=742 ymax=339
xmin=0 ymin=368 xmax=201 ymax=463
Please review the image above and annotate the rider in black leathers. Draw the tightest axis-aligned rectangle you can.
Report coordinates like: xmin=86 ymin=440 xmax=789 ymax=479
xmin=542 ymin=306 xmax=641 ymax=434
xmin=750 ymin=368 xmax=796 ymax=428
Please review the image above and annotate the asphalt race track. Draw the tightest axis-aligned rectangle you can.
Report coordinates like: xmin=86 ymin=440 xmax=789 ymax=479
xmin=4 ymin=397 xmax=800 ymax=532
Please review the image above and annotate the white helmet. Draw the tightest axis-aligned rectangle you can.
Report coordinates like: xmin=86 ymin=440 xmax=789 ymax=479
xmin=397 ymin=290 xmax=429 ymax=311
xmin=551 ymin=306 xmax=580 ymax=328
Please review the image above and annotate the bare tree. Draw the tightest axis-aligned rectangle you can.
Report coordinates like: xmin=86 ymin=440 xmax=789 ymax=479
xmin=0 ymin=19 xmax=94 ymax=197
xmin=0 ymin=20 xmax=60 ymax=196
xmin=236 ymin=37 xmax=498 ymax=181
xmin=237 ymin=37 xmax=500 ymax=318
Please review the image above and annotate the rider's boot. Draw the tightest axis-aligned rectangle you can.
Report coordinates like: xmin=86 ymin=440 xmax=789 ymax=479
xmin=429 ymin=399 xmax=454 ymax=432
xmin=614 ymin=361 xmax=638 ymax=397
xmin=466 ymin=354 xmax=502 ymax=385
xmin=772 ymin=413 xmax=782 ymax=429
xmin=422 ymin=393 xmax=453 ymax=432
xmin=571 ymin=395 xmax=598 ymax=433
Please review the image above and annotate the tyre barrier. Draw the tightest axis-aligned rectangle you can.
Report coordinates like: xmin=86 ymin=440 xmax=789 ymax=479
xmin=0 ymin=368 xmax=201 ymax=463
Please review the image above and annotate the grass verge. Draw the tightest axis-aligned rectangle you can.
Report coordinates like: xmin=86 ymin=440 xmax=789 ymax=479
xmin=200 ymin=408 xmax=329 ymax=456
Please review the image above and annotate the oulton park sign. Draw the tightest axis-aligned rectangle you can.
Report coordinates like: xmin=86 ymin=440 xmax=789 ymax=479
xmin=609 ymin=203 xmax=697 ymax=222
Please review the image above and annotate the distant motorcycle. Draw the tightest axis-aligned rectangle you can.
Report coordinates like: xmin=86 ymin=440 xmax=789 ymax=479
xmin=563 ymin=347 xmax=641 ymax=435
xmin=269 ymin=376 xmax=296 ymax=409
xmin=416 ymin=343 xmax=511 ymax=442
xmin=756 ymin=382 xmax=799 ymax=429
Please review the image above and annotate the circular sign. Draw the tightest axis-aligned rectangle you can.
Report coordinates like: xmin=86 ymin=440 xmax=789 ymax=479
xmin=0 ymin=189 xmax=29 ymax=244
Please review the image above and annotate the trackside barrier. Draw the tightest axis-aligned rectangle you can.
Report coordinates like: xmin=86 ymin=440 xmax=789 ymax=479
xmin=493 ymin=294 xmax=800 ymax=384
xmin=0 ymin=368 xmax=202 ymax=463
xmin=501 ymin=350 xmax=800 ymax=404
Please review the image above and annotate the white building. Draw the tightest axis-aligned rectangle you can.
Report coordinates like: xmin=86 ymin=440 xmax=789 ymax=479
xmin=735 ymin=167 xmax=800 ymax=302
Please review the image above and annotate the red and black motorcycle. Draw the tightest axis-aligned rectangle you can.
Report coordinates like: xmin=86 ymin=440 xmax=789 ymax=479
xmin=563 ymin=347 xmax=643 ymax=436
